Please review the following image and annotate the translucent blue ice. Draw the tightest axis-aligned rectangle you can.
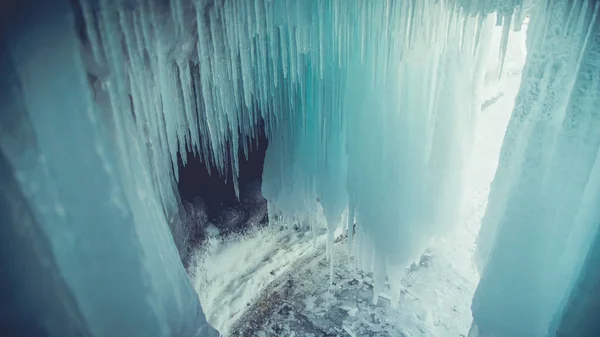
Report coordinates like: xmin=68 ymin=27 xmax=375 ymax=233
xmin=2 ymin=0 xmax=599 ymax=336
xmin=471 ymin=1 xmax=600 ymax=336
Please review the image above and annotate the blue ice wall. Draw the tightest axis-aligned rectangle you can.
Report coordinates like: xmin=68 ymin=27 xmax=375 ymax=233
xmin=556 ymin=227 xmax=600 ymax=337
xmin=0 ymin=1 xmax=217 ymax=336
xmin=259 ymin=1 xmax=507 ymax=305
xmin=471 ymin=1 xmax=600 ymax=336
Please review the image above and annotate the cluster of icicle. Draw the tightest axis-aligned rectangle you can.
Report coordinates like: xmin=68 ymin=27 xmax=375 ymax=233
xmin=78 ymin=0 xmax=532 ymax=305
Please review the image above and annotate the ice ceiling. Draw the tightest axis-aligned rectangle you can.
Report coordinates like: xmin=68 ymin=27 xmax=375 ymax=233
xmin=0 ymin=0 xmax=599 ymax=336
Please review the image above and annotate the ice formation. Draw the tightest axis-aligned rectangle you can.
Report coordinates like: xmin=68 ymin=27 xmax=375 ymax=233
xmin=0 ymin=1 xmax=218 ymax=336
xmin=1 ymin=0 xmax=599 ymax=336
xmin=77 ymin=0 xmax=518 ymax=303
xmin=471 ymin=1 xmax=600 ymax=336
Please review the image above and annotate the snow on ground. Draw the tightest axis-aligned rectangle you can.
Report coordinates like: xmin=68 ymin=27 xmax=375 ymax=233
xmin=189 ymin=223 xmax=332 ymax=335
xmin=190 ymin=24 xmax=525 ymax=337
xmin=232 ymin=233 xmax=473 ymax=337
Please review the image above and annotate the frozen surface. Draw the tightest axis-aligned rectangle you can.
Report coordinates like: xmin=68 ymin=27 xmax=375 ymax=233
xmin=190 ymin=225 xmax=331 ymax=335
xmin=231 ymin=233 xmax=477 ymax=337
xmin=0 ymin=1 xmax=217 ymax=336
xmin=557 ymin=227 xmax=600 ymax=336
xmin=472 ymin=2 xmax=600 ymax=336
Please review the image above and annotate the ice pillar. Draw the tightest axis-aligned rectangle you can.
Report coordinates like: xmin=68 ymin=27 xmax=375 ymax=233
xmin=471 ymin=1 xmax=600 ymax=336
xmin=0 ymin=1 xmax=218 ymax=336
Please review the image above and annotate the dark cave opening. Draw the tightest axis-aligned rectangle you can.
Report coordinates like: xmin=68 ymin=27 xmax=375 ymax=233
xmin=176 ymin=126 xmax=269 ymax=253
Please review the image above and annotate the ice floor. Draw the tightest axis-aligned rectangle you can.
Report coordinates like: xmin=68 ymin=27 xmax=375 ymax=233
xmin=190 ymin=26 xmax=525 ymax=337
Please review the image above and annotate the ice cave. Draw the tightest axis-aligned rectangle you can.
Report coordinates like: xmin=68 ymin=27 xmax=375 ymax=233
xmin=0 ymin=0 xmax=599 ymax=336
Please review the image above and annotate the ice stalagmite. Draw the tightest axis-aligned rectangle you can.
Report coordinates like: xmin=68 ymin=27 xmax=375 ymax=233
xmin=471 ymin=1 xmax=600 ymax=336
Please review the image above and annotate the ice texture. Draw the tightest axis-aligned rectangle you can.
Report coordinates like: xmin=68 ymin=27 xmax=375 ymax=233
xmin=259 ymin=0 xmax=500 ymax=306
xmin=471 ymin=1 xmax=600 ymax=336
xmin=3 ymin=0 xmax=596 ymax=336
xmin=557 ymin=225 xmax=600 ymax=336
xmin=0 ymin=1 xmax=217 ymax=336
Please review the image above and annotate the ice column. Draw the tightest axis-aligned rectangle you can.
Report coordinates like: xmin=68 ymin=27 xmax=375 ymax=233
xmin=556 ymin=224 xmax=600 ymax=336
xmin=0 ymin=1 xmax=218 ymax=336
xmin=471 ymin=1 xmax=600 ymax=336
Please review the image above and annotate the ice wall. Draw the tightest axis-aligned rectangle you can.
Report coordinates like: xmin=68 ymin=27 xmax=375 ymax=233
xmin=556 ymin=226 xmax=600 ymax=337
xmin=471 ymin=1 xmax=600 ymax=336
xmin=260 ymin=0 xmax=506 ymax=303
xmin=0 ymin=1 xmax=217 ymax=336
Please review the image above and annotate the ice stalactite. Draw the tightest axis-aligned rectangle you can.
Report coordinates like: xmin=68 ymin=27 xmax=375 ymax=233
xmin=262 ymin=0 xmax=522 ymax=306
xmin=471 ymin=1 xmax=600 ymax=336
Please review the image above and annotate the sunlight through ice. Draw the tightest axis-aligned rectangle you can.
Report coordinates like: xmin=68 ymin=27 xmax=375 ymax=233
xmin=192 ymin=21 xmax=528 ymax=336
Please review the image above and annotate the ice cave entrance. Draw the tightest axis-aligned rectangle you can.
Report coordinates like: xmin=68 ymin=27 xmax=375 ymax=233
xmin=3 ymin=1 xmax=599 ymax=336
xmin=185 ymin=19 xmax=529 ymax=337
xmin=175 ymin=123 xmax=269 ymax=265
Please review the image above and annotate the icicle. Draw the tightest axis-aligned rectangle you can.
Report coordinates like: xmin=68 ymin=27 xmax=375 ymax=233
xmin=472 ymin=14 xmax=486 ymax=56
xmin=372 ymin=256 xmax=386 ymax=305
xmin=347 ymin=203 xmax=355 ymax=262
xmin=80 ymin=0 xmax=105 ymax=64
xmin=497 ymin=12 xmax=512 ymax=79
xmin=310 ymin=214 xmax=316 ymax=248
xmin=329 ymin=230 xmax=334 ymax=287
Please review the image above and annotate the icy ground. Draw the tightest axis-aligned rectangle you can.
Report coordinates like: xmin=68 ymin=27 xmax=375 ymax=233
xmin=232 ymin=232 xmax=474 ymax=337
xmin=189 ymin=223 xmax=334 ymax=334
xmin=190 ymin=25 xmax=525 ymax=337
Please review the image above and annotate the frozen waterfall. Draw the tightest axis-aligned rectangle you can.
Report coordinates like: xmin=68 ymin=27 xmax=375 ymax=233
xmin=1 ymin=0 xmax=599 ymax=336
